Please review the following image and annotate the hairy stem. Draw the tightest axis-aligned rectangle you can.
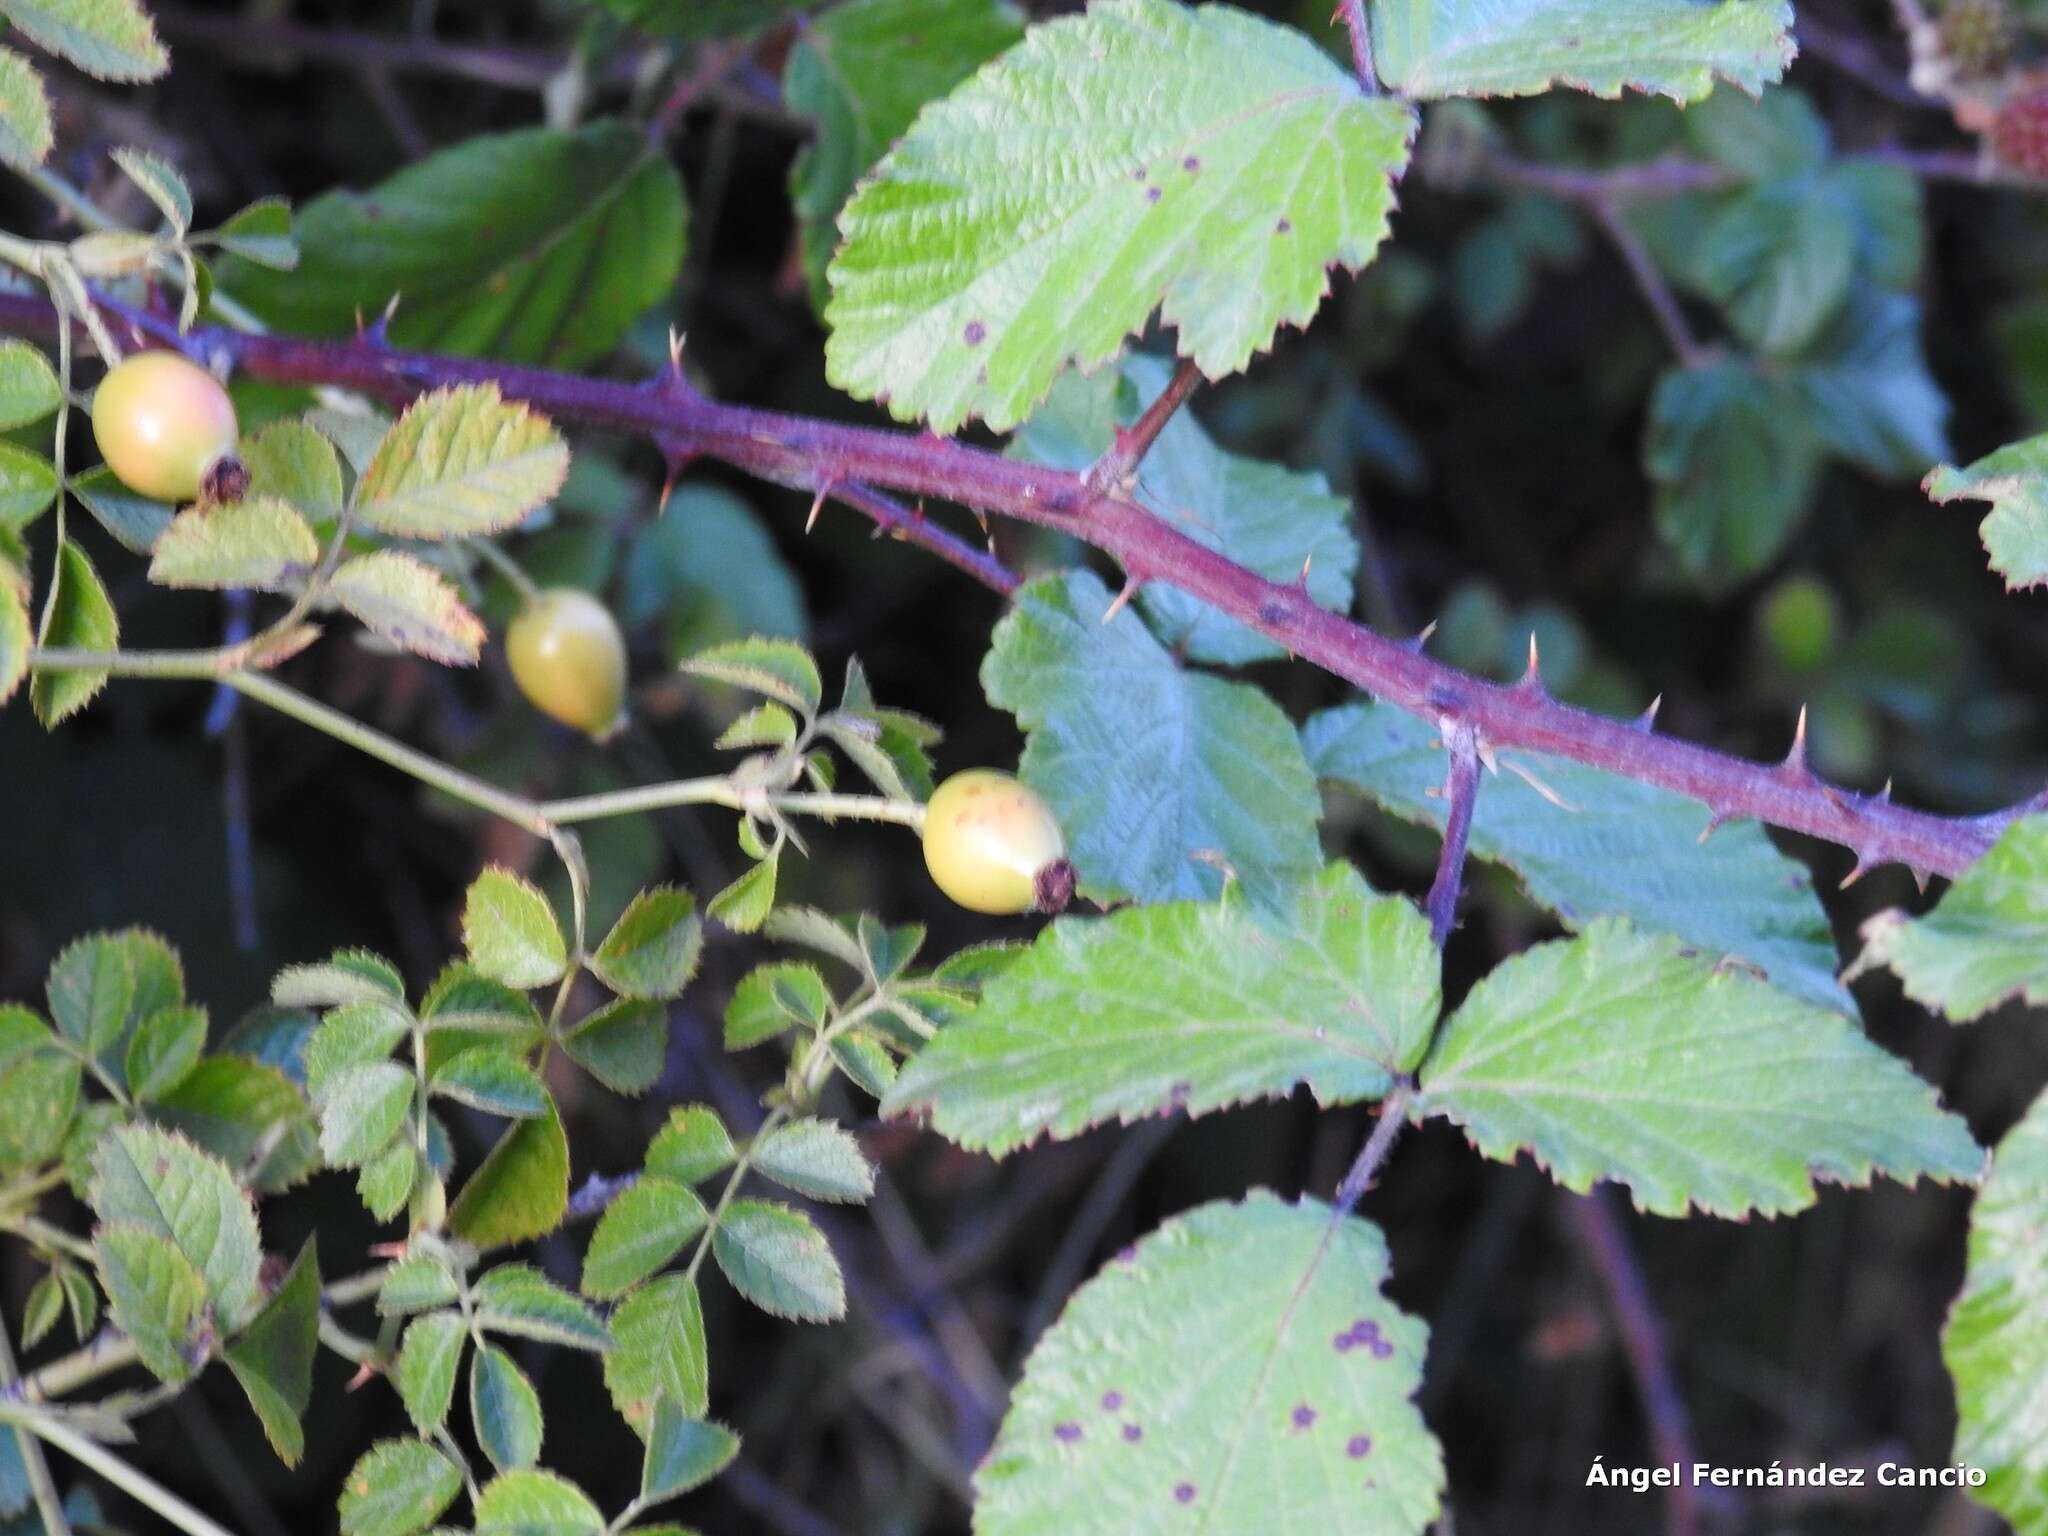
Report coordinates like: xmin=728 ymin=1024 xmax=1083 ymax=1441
xmin=4 ymin=293 xmax=2033 ymax=879
xmin=1425 ymin=722 xmax=1482 ymax=948
xmin=1334 ymin=1083 xmax=1414 ymax=1216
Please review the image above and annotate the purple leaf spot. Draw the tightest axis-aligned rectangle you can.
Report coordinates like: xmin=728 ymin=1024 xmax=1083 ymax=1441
xmin=1123 ymin=1424 xmax=1144 ymax=1443
xmin=1347 ymin=1435 xmax=1372 ymax=1459
xmin=1333 ymin=1331 xmax=1356 ymax=1353
xmin=1370 ymin=1338 xmax=1395 ymax=1359
xmin=964 ymin=320 xmax=987 ymax=346
xmin=1277 ymin=218 xmax=1292 ymax=234
xmin=1146 ymin=187 xmax=1162 ymax=204
xmin=1102 ymin=1392 xmax=1125 ymax=1412
xmin=1054 ymin=1422 xmax=1083 ymax=1443
xmin=1174 ymin=1483 xmax=1197 ymax=1505
xmin=1183 ymin=155 xmax=1201 ymax=172
xmin=1291 ymin=1404 xmax=1316 ymax=1430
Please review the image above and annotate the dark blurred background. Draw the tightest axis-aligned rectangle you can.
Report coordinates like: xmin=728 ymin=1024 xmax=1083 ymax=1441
xmin=2 ymin=1 xmax=2045 ymax=1531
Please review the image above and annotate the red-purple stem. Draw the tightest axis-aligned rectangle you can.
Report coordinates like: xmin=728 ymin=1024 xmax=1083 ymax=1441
xmin=1087 ymin=358 xmax=1202 ymax=495
xmin=1567 ymin=1189 xmax=1700 ymax=1536
xmin=1425 ymin=722 xmax=1481 ymax=947
xmin=19 ymin=290 xmax=2038 ymax=880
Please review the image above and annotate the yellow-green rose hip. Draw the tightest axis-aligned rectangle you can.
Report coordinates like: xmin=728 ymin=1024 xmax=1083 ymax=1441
xmin=921 ymin=769 xmax=1074 ymax=915
xmin=507 ymin=588 xmax=628 ymax=740
xmin=90 ymin=351 xmax=243 ymax=504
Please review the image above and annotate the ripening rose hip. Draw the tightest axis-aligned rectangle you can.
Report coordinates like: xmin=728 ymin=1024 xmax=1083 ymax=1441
xmin=921 ymin=770 xmax=1075 ymax=915
xmin=506 ymin=588 xmax=629 ymax=740
xmin=90 ymin=351 xmax=242 ymax=504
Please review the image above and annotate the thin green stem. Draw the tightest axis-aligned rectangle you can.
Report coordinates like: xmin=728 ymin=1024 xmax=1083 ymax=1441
xmin=0 ymin=1329 xmax=71 ymax=1536
xmin=467 ymin=537 xmax=542 ymax=603
xmin=0 ymin=1169 xmax=67 ymax=1218
xmin=543 ymin=780 xmax=923 ymax=829
xmin=6 ymin=1216 xmax=96 ymax=1266
xmin=681 ymin=1104 xmax=793 ymax=1288
xmin=2 ymin=1408 xmax=236 ymax=1536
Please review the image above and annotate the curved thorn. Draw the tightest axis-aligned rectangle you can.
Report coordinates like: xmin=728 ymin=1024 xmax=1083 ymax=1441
xmin=1909 ymin=866 xmax=1932 ymax=895
xmin=1102 ymin=575 xmax=1143 ymax=624
xmin=1517 ymin=632 xmax=1545 ymax=693
xmin=1295 ymin=553 xmax=1314 ymax=590
xmin=1697 ymin=810 xmax=1731 ymax=845
xmin=1839 ymin=856 xmax=1876 ymax=890
xmin=1783 ymin=706 xmax=1811 ymax=777
xmin=806 ymin=483 xmax=832 ymax=534
xmin=1636 ymin=694 xmax=1662 ymax=732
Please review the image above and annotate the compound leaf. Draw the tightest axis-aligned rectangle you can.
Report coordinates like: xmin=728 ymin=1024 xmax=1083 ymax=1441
xmin=886 ymin=864 xmax=1436 ymax=1154
xmin=1416 ymin=920 xmax=1984 ymax=1217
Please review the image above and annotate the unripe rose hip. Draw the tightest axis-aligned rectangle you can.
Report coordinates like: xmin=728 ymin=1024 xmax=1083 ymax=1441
xmin=922 ymin=769 xmax=1074 ymax=915
xmin=506 ymin=588 xmax=629 ymax=741
xmin=90 ymin=351 xmax=242 ymax=504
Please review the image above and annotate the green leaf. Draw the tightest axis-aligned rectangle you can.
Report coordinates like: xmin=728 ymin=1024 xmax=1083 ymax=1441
xmin=237 ymin=418 xmax=344 ymax=522
xmin=355 ymin=384 xmax=570 ymax=541
xmin=0 ymin=339 xmax=59 ymax=427
xmin=67 ymin=464 xmax=171 ymax=554
xmin=604 ymin=1274 xmax=710 ymax=1437
xmin=681 ymin=635 xmax=822 ymax=718
xmin=222 ymin=121 xmax=684 ymax=369
xmin=125 ymin=1004 xmax=207 ymax=1101
xmin=112 ymin=145 xmax=190 ymax=233
xmin=450 ymin=1102 xmax=569 ymax=1248
xmin=470 ymin=1344 xmax=544 ymax=1472
xmin=91 ymin=1123 xmax=262 ymax=1321
xmin=976 ymin=1191 xmax=1442 ymax=1534
xmin=225 ymin=1237 xmax=320 ymax=1465
xmin=95 ymin=1225 xmax=207 ymax=1382
xmin=1304 ymin=701 xmax=1852 ymax=1012
xmin=395 ymin=1311 xmax=466 ymax=1436
xmin=472 ymin=1470 xmax=603 ymax=1535
xmin=710 ymin=1200 xmax=845 ymax=1322
xmin=210 ymin=197 xmax=299 ymax=270
xmin=590 ymin=886 xmax=702 ymax=1000
xmin=706 ymin=853 xmax=778 ymax=934
xmin=641 ymin=1400 xmax=739 ymax=1506
xmin=753 ymin=1119 xmax=875 ymax=1204
xmin=1011 ymin=354 xmax=1356 ymax=665
xmin=0 ymin=47 xmax=51 ymax=170
xmin=304 ymin=999 xmax=411 ymax=1099
xmin=1850 ymin=815 xmax=2048 ymax=1023
xmin=0 ymin=0 xmax=168 ymax=81
xmin=472 ymin=1263 xmax=610 ymax=1350
xmin=621 ymin=484 xmax=808 ymax=661
xmin=1368 ymin=0 xmax=1792 ymax=101
xmin=0 ymin=560 xmax=24 ymax=709
xmin=1927 ymin=431 xmax=2048 ymax=592
xmin=580 ymin=1176 xmax=709 ymax=1300
xmin=1791 ymin=288 xmax=1948 ymax=477
xmin=327 ymin=551 xmax=486 ymax=665
xmin=560 ymin=998 xmax=668 ymax=1097
xmin=1644 ymin=359 xmax=1821 ymax=585
xmin=338 ymin=1439 xmax=462 ymax=1536
xmin=1416 ymin=920 xmax=1985 ymax=1216
xmin=724 ymin=962 xmax=832 ymax=1051
xmin=0 ymin=443 xmax=56 ymax=531
xmin=154 ymin=1057 xmax=321 ymax=1193
xmin=784 ymin=0 xmax=1024 ymax=309
xmin=463 ymin=866 xmax=568 ymax=989
xmin=47 ymin=931 xmax=135 ymax=1054
xmin=148 ymin=496 xmax=320 ymax=591
xmin=275 ymin=949 xmax=406 ymax=1009
xmin=357 ymin=1141 xmax=419 ymax=1222
xmin=0 ymin=1008 xmax=78 ymax=1167
xmin=1944 ymin=1085 xmax=2048 ymax=1533
xmin=317 ymin=1061 xmax=415 ymax=1168
xmin=982 ymin=571 xmax=1323 ymax=906
xmin=430 ymin=1047 xmax=548 ymax=1119
xmin=886 ymin=864 xmax=1435 ymax=1154
xmin=1694 ymin=176 xmax=1857 ymax=356
xmin=379 ymin=1257 xmax=460 ymax=1319
xmin=420 ymin=965 xmax=546 ymax=1052
xmin=21 ymin=1273 xmax=61 ymax=1349
xmin=32 ymin=538 xmax=117 ymax=727
xmin=644 ymin=1105 xmax=736 ymax=1185
xmin=826 ymin=0 xmax=1415 ymax=433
